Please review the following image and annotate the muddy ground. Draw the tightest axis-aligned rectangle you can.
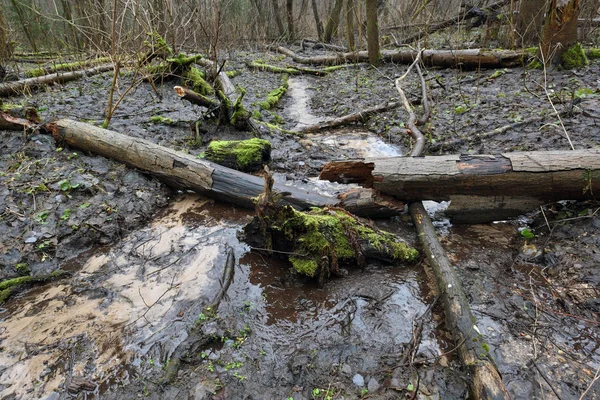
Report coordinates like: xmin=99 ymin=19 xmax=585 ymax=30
xmin=0 ymin=44 xmax=599 ymax=400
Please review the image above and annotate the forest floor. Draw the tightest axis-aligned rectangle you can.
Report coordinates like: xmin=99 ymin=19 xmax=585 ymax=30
xmin=0 ymin=44 xmax=599 ymax=400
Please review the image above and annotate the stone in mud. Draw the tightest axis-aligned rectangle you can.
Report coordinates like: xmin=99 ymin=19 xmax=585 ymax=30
xmin=352 ymin=373 xmax=365 ymax=387
xmin=367 ymin=377 xmax=380 ymax=392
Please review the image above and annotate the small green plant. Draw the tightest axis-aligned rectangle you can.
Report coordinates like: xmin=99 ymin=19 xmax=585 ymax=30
xmin=520 ymin=228 xmax=535 ymax=239
xmin=60 ymin=209 xmax=71 ymax=221
xmin=15 ymin=263 xmax=30 ymax=276
xmin=232 ymin=371 xmax=247 ymax=381
xmin=454 ymin=104 xmax=469 ymax=114
xmin=225 ymin=361 xmax=243 ymax=370
xmin=79 ymin=203 xmax=91 ymax=209
xmin=360 ymin=388 xmax=369 ymax=397
xmin=58 ymin=179 xmax=79 ymax=192
xmin=149 ymin=115 xmax=175 ymax=125
xmin=35 ymin=211 xmax=50 ymax=223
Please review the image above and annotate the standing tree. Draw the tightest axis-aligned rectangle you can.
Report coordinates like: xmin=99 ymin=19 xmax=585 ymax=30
xmin=540 ymin=0 xmax=582 ymax=65
xmin=286 ymin=0 xmax=295 ymax=39
xmin=271 ymin=0 xmax=286 ymax=37
xmin=516 ymin=0 xmax=547 ymax=46
xmin=324 ymin=0 xmax=344 ymax=43
xmin=366 ymin=0 xmax=380 ymax=64
xmin=345 ymin=0 xmax=355 ymax=51
xmin=311 ymin=0 xmax=324 ymax=40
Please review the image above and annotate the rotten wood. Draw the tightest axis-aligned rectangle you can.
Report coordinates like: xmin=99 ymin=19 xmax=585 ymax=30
xmin=273 ymin=46 xmax=524 ymax=68
xmin=0 ymin=107 xmax=41 ymax=130
xmin=320 ymin=149 xmax=600 ymax=203
xmin=0 ymin=64 xmax=113 ymax=97
xmin=47 ymin=119 xmax=403 ymax=218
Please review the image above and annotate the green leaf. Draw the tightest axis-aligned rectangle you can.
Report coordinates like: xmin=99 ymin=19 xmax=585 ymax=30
xmin=407 ymin=383 xmax=414 ymax=391
xmin=520 ymin=228 xmax=535 ymax=239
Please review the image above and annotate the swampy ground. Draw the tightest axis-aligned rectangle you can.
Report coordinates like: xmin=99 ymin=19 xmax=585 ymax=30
xmin=0 ymin=45 xmax=599 ymax=400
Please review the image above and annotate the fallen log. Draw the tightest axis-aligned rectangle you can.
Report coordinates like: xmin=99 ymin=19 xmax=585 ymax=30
xmin=174 ymin=85 xmax=220 ymax=110
xmin=25 ymin=57 xmax=110 ymax=78
xmin=397 ymin=53 xmax=510 ymax=399
xmin=47 ymin=119 xmax=404 ymax=217
xmin=297 ymin=100 xmax=400 ymax=133
xmin=320 ymin=149 xmax=600 ymax=202
xmin=204 ymin=138 xmax=271 ymax=172
xmin=273 ymin=46 xmax=525 ymax=68
xmin=0 ymin=64 xmax=114 ymax=97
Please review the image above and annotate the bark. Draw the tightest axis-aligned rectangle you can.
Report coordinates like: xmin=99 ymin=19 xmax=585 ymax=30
xmin=47 ymin=119 xmax=404 ymax=218
xmin=0 ymin=64 xmax=113 ymax=97
xmin=0 ymin=107 xmax=40 ymax=130
xmin=366 ymin=0 xmax=380 ymax=65
xmin=273 ymin=46 xmax=525 ymax=67
xmin=409 ymin=202 xmax=510 ymax=400
xmin=9 ymin=0 xmax=37 ymax=53
xmin=324 ymin=0 xmax=344 ymax=43
xmin=311 ymin=0 xmax=324 ymax=40
xmin=320 ymin=149 xmax=600 ymax=202
xmin=0 ymin=8 xmax=10 ymax=62
xmin=516 ymin=0 xmax=547 ymax=46
xmin=541 ymin=0 xmax=581 ymax=64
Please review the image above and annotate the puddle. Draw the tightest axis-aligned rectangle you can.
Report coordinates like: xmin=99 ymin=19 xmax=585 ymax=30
xmin=313 ymin=131 xmax=403 ymax=159
xmin=285 ymin=77 xmax=323 ymax=129
xmin=0 ymin=194 xmax=251 ymax=399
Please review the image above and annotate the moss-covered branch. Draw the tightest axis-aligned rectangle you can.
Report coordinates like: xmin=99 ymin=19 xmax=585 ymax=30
xmin=247 ymin=60 xmax=351 ymax=76
xmin=204 ymin=138 xmax=271 ymax=172
xmin=0 ymin=270 xmax=70 ymax=304
xmin=25 ymin=57 xmax=111 ymax=78
xmin=257 ymin=75 xmax=289 ymax=110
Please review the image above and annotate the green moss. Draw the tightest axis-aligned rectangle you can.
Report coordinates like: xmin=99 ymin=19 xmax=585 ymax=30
xmin=149 ymin=115 xmax=175 ymax=125
xmin=524 ymin=47 xmax=538 ymax=56
xmin=167 ymin=53 xmax=203 ymax=66
xmin=586 ymin=48 xmax=600 ymax=60
xmin=1 ymin=102 xmax=22 ymax=111
xmin=561 ymin=43 xmax=588 ymax=69
xmin=527 ymin=59 xmax=543 ymax=70
xmin=206 ymin=138 xmax=271 ymax=169
xmin=0 ymin=270 xmax=69 ymax=304
xmin=226 ymin=70 xmax=241 ymax=78
xmin=25 ymin=57 xmax=111 ymax=78
xmin=289 ymin=257 xmax=319 ymax=277
xmin=231 ymin=87 xmax=250 ymax=128
xmin=144 ymin=31 xmax=173 ymax=57
xmin=249 ymin=61 xmax=299 ymax=74
xmin=144 ymin=62 xmax=170 ymax=75
xmin=184 ymin=66 xmax=214 ymax=95
xmin=481 ymin=342 xmax=490 ymax=353
xmin=279 ymin=208 xmax=418 ymax=278
xmin=15 ymin=263 xmax=30 ymax=276
xmin=258 ymin=76 xmax=289 ymax=110
xmin=252 ymin=110 xmax=262 ymax=120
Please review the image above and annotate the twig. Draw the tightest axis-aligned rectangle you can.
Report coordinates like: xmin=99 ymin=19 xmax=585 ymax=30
xmin=579 ymin=364 xmax=600 ymax=400
xmin=531 ymin=359 xmax=565 ymax=400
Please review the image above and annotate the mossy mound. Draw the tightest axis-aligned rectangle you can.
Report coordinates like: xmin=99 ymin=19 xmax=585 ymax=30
xmin=204 ymin=138 xmax=271 ymax=172
xmin=244 ymin=206 xmax=418 ymax=283
xmin=561 ymin=43 xmax=588 ymax=69
xmin=258 ymin=76 xmax=289 ymax=110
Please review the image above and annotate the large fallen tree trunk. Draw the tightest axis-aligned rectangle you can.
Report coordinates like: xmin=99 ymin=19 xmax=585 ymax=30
xmin=47 ymin=119 xmax=404 ymax=217
xmin=0 ymin=64 xmax=113 ymax=97
xmin=274 ymin=46 xmax=525 ymax=68
xmin=320 ymin=150 xmax=600 ymax=202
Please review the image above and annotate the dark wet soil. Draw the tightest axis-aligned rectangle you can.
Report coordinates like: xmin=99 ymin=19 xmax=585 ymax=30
xmin=0 ymin=44 xmax=599 ymax=399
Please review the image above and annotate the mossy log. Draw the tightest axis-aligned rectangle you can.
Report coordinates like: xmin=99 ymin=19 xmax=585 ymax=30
xmin=25 ymin=57 xmax=111 ymax=78
xmin=0 ymin=270 xmax=69 ymax=304
xmin=273 ymin=46 xmax=525 ymax=68
xmin=246 ymin=60 xmax=347 ymax=76
xmin=257 ymin=76 xmax=289 ymax=110
xmin=241 ymin=205 xmax=418 ymax=284
xmin=204 ymin=138 xmax=271 ymax=172
xmin=0 ymin=64 xmax=113 ymax=97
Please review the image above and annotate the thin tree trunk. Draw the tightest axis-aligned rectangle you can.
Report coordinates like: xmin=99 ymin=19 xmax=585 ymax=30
xmin=541 ymin=0 xmax=581 ymax=64
xmin=9 ymin=0 xmax=38 ymax=52
xmin=286 ymin=0 xmax=295 ymax=39
xmin=271 ymin=0 xmax=286 ymax=36
xmin=346 ymin=0 xmax=356 ymax=51
xmin=324 ymin=0 xmax=344 ymax=43
xmin=366 ymin=0 xmax=380 ymax=64
xmin=0 ymin=7 xmax=9 ymax=62
xmin=311 ymin=0 xmax=324 ymax=40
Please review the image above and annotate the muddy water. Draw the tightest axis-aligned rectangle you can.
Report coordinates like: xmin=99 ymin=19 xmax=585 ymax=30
xmin=286 ymin=78 xmax=323 ymax=130
xmin=0 ymin=194 xmax=439 ymax=399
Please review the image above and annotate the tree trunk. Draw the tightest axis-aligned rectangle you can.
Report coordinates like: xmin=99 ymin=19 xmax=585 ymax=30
xmin=286 ymin=0 xmax=295 ymax=39
xmin=320 ymin=150 xmax=600 ymax=201
xmin=366 ymin=0 xmax=380 ymax=65
xmin=323 ymin=0 xmax=344 ymax=43
xmin=0 ymin=7 xmax=10 ymax=62
xmin=516 ymin=0 xmax=547 ymax=46
xmin=345 ymin=0 xmax=356 ymax=51
xmin=46 ymin=119 xmax=405 ymax=218
xmin=274 ymin=46 xmax=525 ymax=67
xmin=311 ymin=0 xmax=324 ymax=40
xmin=541 ymin=0 xmax=581 ymax=64
xmin=271 ymin=0 xmax=286 ymax=37
xmin=0 ymin=64 xmax=113 ymax=97
xmin=9 ymin=0 xmax=38 ymax=52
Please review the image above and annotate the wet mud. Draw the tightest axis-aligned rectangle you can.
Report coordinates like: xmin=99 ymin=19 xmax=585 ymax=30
xmin=1 ymin=46 xmax=599 ymax=399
